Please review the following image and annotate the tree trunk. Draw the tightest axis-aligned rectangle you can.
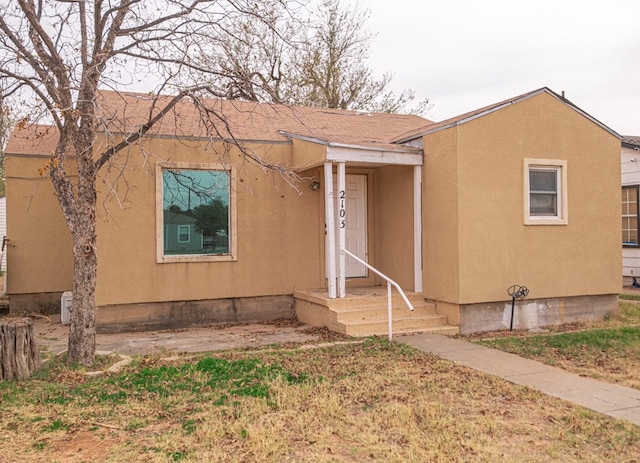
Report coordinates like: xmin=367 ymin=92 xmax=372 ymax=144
xmin=66 ymin=135 xmax=98 ymax=366
xmin=0 ymin=317 xmax=41 ymax=381
xmin=67 ymin=243 xmax=97 ymax=366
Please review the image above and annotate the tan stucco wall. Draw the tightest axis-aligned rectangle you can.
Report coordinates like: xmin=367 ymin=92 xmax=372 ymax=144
xmin=374 ymin=165 xmax=415 ymax=289
xmin=94 ymin=137 xmax=324 ymax=307
xmin=5 ymin=135 xmax=327 ymax=312
xmin=422 ymin=128 xmax=460 ymax=303
xmin=5 ymin=154 xmax=74 ymax=296
xmin=291 ymin=139 xmax=327 ymax=170
xmin=424 ymin=92 xmax=621 ymax=306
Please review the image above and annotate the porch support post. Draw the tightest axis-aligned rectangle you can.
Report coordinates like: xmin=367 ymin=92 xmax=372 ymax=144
xmin=337 ymin=162 xmax=346 ymax=298
xmin=413 ymin=165 xmax=423 ymax=293
xmin=324 ymin=162 xmax=337 ymax=298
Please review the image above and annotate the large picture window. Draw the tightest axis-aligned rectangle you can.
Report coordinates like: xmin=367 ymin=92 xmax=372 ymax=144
xmin=622 ymin=186 xmax=639 ymax=246
xmin=524 ymin=159 xmax=568 ymax=225
xmin=157 ymin=163 xmax=236 ymax=262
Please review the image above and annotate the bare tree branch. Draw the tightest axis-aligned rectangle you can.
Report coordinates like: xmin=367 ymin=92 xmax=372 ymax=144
xmin=0 ymin=0 xmax=307 ymax=365
xmin=193 ymin=0 xmax=430 ymax=114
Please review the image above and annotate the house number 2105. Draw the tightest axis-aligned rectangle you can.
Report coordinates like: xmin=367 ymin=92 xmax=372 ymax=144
xmin=339 ymin=190 xmax=346 ymax=228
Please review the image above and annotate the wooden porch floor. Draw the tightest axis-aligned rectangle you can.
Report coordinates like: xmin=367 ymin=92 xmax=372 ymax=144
xmin=294 ymin=286 xmax=458 ymax=337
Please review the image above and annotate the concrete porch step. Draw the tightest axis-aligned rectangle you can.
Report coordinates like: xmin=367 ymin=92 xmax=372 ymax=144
xmin=343 ymin=313 xmax=454 ymax=337
xmin=293 ymin=287 xmax=430 ymax=309
xmin=332 ymin=300 xmax=437 ymax=322
xmin=346 ymin=321 xmax=460 ymax=337
xmin=294 ymin=287 xmax=459 ymax=337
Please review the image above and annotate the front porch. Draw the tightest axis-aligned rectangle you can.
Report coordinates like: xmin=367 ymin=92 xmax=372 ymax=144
xmin=294 ymin=286 xmax=458 ymax=337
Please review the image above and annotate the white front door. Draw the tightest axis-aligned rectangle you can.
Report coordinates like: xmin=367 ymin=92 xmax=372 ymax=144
xmin=335 ymin=174 xmax=367 ymax=278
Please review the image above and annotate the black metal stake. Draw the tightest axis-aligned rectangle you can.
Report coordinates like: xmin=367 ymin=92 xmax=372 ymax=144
xmin=507 ymin=285 xmax=529 ymax=332
xmin=510 ymin=296 xmax=516 ymax=331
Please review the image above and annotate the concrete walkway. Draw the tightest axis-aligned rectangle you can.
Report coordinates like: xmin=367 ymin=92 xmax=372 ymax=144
xmin=399 ymin=333 xmax=640 ymax=427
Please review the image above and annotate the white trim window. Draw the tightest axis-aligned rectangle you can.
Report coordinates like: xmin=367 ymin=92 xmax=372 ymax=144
xmin=524 ymin=159 xmax=568 ymax=225
xmin=156 ymin=162 xmax=236 ymax=263
xmin=177 ymin=225 xmax=190 ymax=243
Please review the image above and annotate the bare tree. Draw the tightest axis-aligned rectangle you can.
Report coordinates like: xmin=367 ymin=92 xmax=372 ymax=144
xmin=0 ymin=0 xmax=301 ymax=365
xmin=199 ymin=0 xmax=430 ymax=114
xmin=0 ymin=98 xmax=11 ymax=197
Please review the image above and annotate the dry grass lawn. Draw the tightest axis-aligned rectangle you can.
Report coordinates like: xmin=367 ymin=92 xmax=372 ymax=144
xmin=1 ymin=338 xmax=638 ymax=462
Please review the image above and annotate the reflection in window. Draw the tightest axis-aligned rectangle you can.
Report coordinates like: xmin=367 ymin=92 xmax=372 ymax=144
xmin=162 ymin=169 xmax=230 ymax=256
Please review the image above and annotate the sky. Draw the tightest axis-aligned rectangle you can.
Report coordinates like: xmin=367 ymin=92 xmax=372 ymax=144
xmin=358 ymin=0 xmax=640 ymax=135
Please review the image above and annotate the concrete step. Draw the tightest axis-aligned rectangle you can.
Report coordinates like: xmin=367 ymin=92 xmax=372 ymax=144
xmin=336 ymin=301 xmax=454 ymax=337
xmin=334 ymin=301 xmax=437 ymax=322
xmin=294 ymin=287 xmax=459 ymax=338
xmin=293 ymin=288 xmax=428 ymax=309
xmin=344 ymin=314 xmax=458 ymax=337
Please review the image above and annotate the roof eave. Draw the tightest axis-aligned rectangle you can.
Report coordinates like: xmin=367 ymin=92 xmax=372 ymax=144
xmin=395 ymin=87 xmax=621 ymax=144
xmin=279 ymin=131 xmax=422 ymax=155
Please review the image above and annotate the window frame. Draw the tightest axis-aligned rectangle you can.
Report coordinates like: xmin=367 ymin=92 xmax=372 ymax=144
xmin=156 ymin=162 xmax=237 ymax=263
xmin=177 ymin=225 xmax=191 ymax=243
xmin=523 ymin=158 xmax=568 ymax=225
xmin=622 ymin=185 xmax=640 ymax=247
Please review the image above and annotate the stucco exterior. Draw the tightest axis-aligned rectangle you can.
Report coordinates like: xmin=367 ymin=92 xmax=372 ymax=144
xmin=424 ymin=92 xmax=620 ymax=303
xmin=5 ymin=153 xmax=75 ymax=298
xmin=419 ymin=91 xmax=621 ymax=331
xmin=4 ymin=88 xmax=621 ymax=334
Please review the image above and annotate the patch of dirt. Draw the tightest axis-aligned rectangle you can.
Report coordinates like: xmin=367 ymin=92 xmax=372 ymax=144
xmin=51 ymin=430 xmax=119 ymax=463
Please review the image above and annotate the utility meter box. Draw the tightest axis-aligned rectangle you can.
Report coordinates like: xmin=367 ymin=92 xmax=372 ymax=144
xmin=61 ymin=291 xmax=73 ymax=325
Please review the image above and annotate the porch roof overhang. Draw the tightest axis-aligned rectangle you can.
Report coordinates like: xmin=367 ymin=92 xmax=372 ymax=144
xmin=280 ymin=131 xmax=423 ymax=171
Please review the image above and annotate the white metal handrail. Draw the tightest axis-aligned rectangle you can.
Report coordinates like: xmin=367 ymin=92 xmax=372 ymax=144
xmin=342 ymin=248 xmax=414 ymax=341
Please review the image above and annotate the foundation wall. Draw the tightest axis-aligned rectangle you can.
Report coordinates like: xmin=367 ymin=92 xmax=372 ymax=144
xmin=9 ymin=292 xmax=64 ymax=315
xmin=458 ymin=294 xmax=618 ymax=335
xmin=95 ymin=295 xmax=295 ymax=333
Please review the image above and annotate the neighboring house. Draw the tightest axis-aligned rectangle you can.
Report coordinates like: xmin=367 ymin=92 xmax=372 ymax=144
xmin=163 ymin=210 xmax=204 ymax=255
xmin=4 ymin=87 xmax=621 ymax=335
xmin=621 ymin=135 xmax=640 ymax=280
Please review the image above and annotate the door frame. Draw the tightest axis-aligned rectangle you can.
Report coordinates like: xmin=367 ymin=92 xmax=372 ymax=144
xmin=334 ymin=173 xmax=368 ymax=279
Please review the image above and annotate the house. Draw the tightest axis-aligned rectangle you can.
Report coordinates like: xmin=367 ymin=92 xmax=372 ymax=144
xmin=621 ymin=135 xmax=640 ymax=282
xmin=0 ymin=196 xmax=6 ymax=272
xmin=4 ymin=87 xmax=621 ymax=335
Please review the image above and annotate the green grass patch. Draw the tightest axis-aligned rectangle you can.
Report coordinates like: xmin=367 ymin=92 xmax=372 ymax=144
xmin=476 ymin=322 xmax=640 ymax=389
xmin=478 ymin=326 xmax=640 ymax=358
xmin=42 ymin=419 xmax=68 ymax=432
xmin=101 ymin=356 xmax=309 ymax=403
xmin=32 ymin=441 xmax=48 ymax=451
xmin=618 ymin=293 xmax=640 ymax=301
xmin=21 ymin=355 xmax=313 ymax=412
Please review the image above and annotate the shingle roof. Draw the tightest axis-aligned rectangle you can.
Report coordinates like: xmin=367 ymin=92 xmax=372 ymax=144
xmin=5 ymin=124 xmax=59 ymax=156
xmin=622 ymin=135 xmax=640 ymax=147
xmin=392 ymin=87 xmax=619 ymax=143
xmin=6 ymin=91 xmax=434 ymax=156
xmin=9 ymin=87 xmax=618 ymax=158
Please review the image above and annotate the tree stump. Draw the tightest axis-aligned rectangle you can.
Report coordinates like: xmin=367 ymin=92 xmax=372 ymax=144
xmin=0 ymin=317 xmax=42 ymax=381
